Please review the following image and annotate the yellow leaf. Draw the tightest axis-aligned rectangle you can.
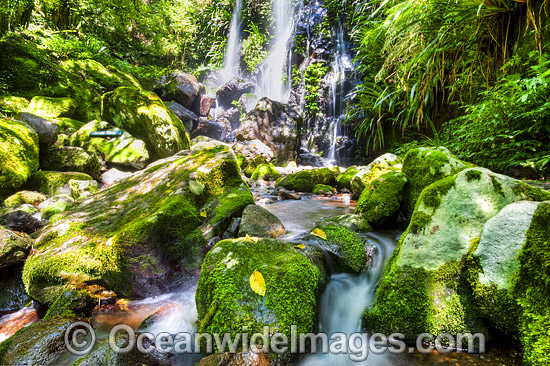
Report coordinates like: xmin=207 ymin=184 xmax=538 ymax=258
xmin=294 ymin=244 xmax=306 ymax=250
xmin=245 ymin=234 xmax=259 ymax=243
xmin=200 ymin=210 xmax=207 ymax=218
xmin=250 ymin=270 xmax=266 ymax=297
xmin=312 ymin=228 xmax=327 ymax=240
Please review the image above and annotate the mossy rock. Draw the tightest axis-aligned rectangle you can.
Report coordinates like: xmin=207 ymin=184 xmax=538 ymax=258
xmin=0 ymin=265 xmax=29 ymax=312
xmin=50 ymin=117 xmax=85 ymax=136
xmin=0 ymin=315 xmax=77 ymax=365
xmin=336 ymin=165 xmax=360 ymax=190
xmin=26 ymin=171 xmax=93 ymax=196
xmin=43 ymin=289 xmax=96 ymax=321
xmin=69 ymin=179 xmax=99 ymax=200
xmin=0 ymin=118 xmax=40 ymax=200
xmin=25 ymin=96 xmax=77 ymax=119
xmin=0 ymin=227 xmax=32 ymax=270
xmin=250 ymin=163 xmax=281 ymax=181
xmin=313 ymin=184 xmax=334 ymax=195
xmin=39 ymin=195 xmax=74 ymax=222
xmin=355 ymin=171 xmax=407 ymax=226
xmin=70 ymin=120 xmax=150 ymax=170
xmin=41 ymin=146 xmax=101 ymax=179
xmin=101 ymin=86 xmax=190 ymax=159
xmin=243 ymin=155 xmax=268 ymax=178
xmin=316 ymin=214 xmax=372 ymax=233
xmin=238 ymin=204 xmax=285 ymax=238
xmin=301 ymin=225 xmax=368 ymax=273
xmin=0 ymin=96 xmax=29 ymax=117
xmin=23 ymin=145 xmax=253 ymax=304
xmin=3 ymin=191 xmax=47 ymax=208
xmin=366 ymin=168 xmax=550 ymax=342
xmin=350 ymin=154 xmax=402 ymax=199
xmin=196 ymin=237 xmax=326 ymax=356
xmin=402 ymin=147 xmax=468 ymax=218
xmin=276 ymin=168 xmax=337 ymax=193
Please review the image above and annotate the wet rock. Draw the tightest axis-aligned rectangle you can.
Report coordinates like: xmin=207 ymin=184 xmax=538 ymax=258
xmin=199 ymin=95 xmax=216 ymax=117
xmin=200 ymin=352 xmax=271 ymax=366
xmin=167 ymin=101 xmax=198 ymax=132
xmin=41 ymin=146 xmax=101 ymax=179
xmin=25 ymin=96 xmax=77 ymax=119
xmin=70 ymin=120 xmax=150 ymax=170
xmin=0 ymin=227 xmax=32 ymax=269
xmin=69 ymin=179 xmax=99 ymax=200
xmin=0 ymin=119 xmax=40 ymax=199
xmin=297 ymin=151 xmax=325 ymax=167
xmin=276 ymin=167 xmax=338 ymax=193
xmin=0 ymin=211 xmax=42 ymax=234
xmin=26 ymin=171 xmax=93 ymax=196
xmin=216 ymin=77 xmax=255 ymax=108
xmin=236 ymin=98 xmax=302 ymax=163
xmin=316 ymin=214 xmax=372 ymax=233
xmin=222 ymin=217 xmax=241 ymax=239
xmin=101 ymin=169 xmax=133 ymax=187
xmin=16 ymin=112 xmax=59 ymax=149
xmin=154 ymin=72 xmax=200 ymax=109
xmin=191 ymin=119 xmax=232 ymax=141
xmin=350 ymin=153 xmax=402 ymax=199
xmin=238 ymin=204 xmax=285 ymax=238
xmin=101 ymin=86 xmax=190 ymax=159
xmin=355 ymin=171 xmax=407 ymax=226
xmin=313 ymin=184 xmax=334 ymax=196
xmin=0 ymin=307 xmax=40 ymax=343
xmin=0 ymin=266 xmax=30 ymax=313
xmin=277 ymin=189 xmax=301 ymax=200
xmin=23 ymin=145 xmax=254 ymax=303
xmin=3 ymin=191 xmax=47 ymax=208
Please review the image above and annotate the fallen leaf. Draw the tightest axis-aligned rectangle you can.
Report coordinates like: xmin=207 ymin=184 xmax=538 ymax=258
xmin=200 ymin=210 xmax=207 ymax=218
xmin=294 ymin=244 xmax=306 ymax=250
xmin=250 ymin=270 xmax=266 ymax=297
xmin=245 ymin=234 xmax=260 ymax=243
xmin=312 ymin=228 xmax=327 ymax=240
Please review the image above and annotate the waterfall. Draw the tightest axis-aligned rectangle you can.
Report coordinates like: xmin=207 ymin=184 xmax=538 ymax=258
xmin=327 ymin=22 xmax=353 ymax=163
xmin=219 ymin=0 xmax=243 ymax=82
xmin=257 ymin=0 xmax=296 ymax=102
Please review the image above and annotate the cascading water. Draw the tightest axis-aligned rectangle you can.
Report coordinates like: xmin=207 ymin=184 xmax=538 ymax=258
xmin=300 ymin=231 xmax=400 ymax=366
xmin=219 ymin=0 xmax=243 ymax=82
xmin=326 ymin=22 xmax=353 ymax=163
xmin=256 ymin=0 xmax=296 ymax=102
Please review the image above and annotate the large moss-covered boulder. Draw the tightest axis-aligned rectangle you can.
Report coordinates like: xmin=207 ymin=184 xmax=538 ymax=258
xmin=467 ymin=200 xmax=550 ymax=365
xmin=3 ymin=191 xmax=47 ymax=208
xmin=238 ymin=204 xmax=285 ymax=238
xmin=41 ymin=146 xmax=101 ymax=179
xmin=276 ymin=168 xmax=337 ymax=193
xmin=402 ymin=147 xmax=467 ymax=218
xmin=300 ymin=225 xmax=368 ymax=273
xmin=355 ymin=171 xmax=407 ymax=226
xmin=70 ymin=120 xmax=150 ymax=170
xmin=26 ymin=171 xmax=93 ymax=196
xmin=250 ymin=163 xmax=281 ymax=181
xmin=236 ymin=98 xmax=302 ymax=163
xmin=101 ymin=86 xmax=190 ymax=159
xmin=0 ymin=119 xmax=40 ymax=199
xmin=336 ymin=165 xmax=361 ymax=191
xmin=0 ymin=227 xmax=32 ymax=270
xmin=365 ymin=168 xmax=550 ymax=341
xmin=350 ymin=154 xmax=402 ymax=199
xmin=196 ymin=238 xmax=326 ymax=353
xmin=25 ymin=96 xmax=77 ymax=119
xmin=0 ymin=316 xmax=76 ymax=365
xmin=23 ymin=145 xmax=254 ymax=303
xmin=0 ymin=96 xmax=29 ymax=117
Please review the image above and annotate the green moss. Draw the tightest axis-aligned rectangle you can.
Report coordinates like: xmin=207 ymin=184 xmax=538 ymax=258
xmin=491 ymin=176 xmax=504 ymax=197
xmin=276 ymin=168 xmax=336 ymax=193
xmin=0 ymin=96 xmax=29 ymax=117
xmin=43 ymin=289 xmax=95 ymax=321
xmin=355 ymin=171 xmax=407 ymax=225
xmin=0 ymin=118 xmax=40 ymax=199
xmin=336 ymin=166 xmax=359 ymax=190
xmin=26 ymin=171 xmax=93 ymax=196
xmin=402 ymin=148 xmax=466 ymax=218
xmin=3 ymin=191 xmax=46 ymax=208
xmin=251 ymin=163 xmax=281 ymax=181
xmin=243 ymin=155 xmax=268 ymax=178
xmin=41 ymin=146 xmax=101 ymax=179
xmin=26 ymin=96 xmax=77 ymax=119
xmin=196 ymin=238 xmax=322 ymax=353
xmin=313 ymin=184 xmax=334 ymax=195
xmin=513 ymin=202 xmax=550 ymax=365
xmin=319 ymin=225 xmax=367 ymax=273
xmin=512 ymin=181 xmax=550 ymax=202
xmin=465 ymin=169 xmax=482 ymax=182
xmin=236 ymin=154 xmax=246 ymax=169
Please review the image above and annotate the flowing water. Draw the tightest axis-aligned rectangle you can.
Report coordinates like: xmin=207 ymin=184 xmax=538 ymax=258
xmin=219 ymin=0 xmax=243 ymax=82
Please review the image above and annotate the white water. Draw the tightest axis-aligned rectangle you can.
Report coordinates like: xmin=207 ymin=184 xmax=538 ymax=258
xmin=327 ymin=22 xmax=353 ymax=162
xmin=219 ymin=0 xmax=243 ymax=82
xmin=300 ymin=231 xmax=400 ymax=366
xmin=256 ymin=0 xmax=296 ymax=102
